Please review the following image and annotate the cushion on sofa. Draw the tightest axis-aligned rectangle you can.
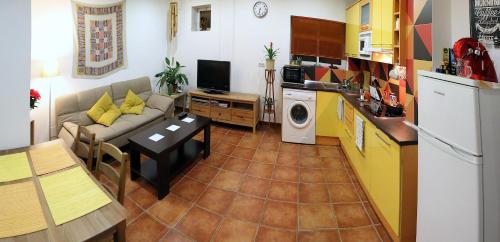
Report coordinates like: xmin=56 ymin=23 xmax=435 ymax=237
xmin=63 ymin=107 xmax=163 ymax=143
xmin=120 ymin=90 xmax=145 ymax=114
xmin=111 ymin=77 xmax=152 ymax=106
xmin=85 ymin=118 xmax=136 ymax=142
xmin=87 ymin=92 xmax=122 ymax=126
xmin=119 ymin=107 xmax=163 ymax=126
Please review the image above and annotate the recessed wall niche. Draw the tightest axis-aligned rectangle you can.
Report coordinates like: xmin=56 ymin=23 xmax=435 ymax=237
xmin=191 ymin=4 xmax=211 ymax=31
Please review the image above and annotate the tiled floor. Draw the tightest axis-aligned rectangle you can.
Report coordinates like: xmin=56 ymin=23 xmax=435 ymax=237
xmin=109 ymin=124 xmax=392 ymax=242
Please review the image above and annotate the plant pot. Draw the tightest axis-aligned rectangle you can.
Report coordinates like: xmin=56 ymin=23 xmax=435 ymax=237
xmin=167 ymin=83 xmax=178 ymax=96
xmin=265 ymin=59 xmax=275 ymax=70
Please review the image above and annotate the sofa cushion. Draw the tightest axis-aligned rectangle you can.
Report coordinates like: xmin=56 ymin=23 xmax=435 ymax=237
xmin=119 ymin=107 xmax=163 ymax=127
xmin=85 ymin=118 xmax=136 ymax=142
xmin=120 ymin=90 xmax=145 ymax=114
xmin=111 ymin=77 xmax=152 ymax=106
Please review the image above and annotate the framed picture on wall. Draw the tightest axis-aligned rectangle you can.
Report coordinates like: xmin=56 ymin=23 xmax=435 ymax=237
xmin=469 ymin=0 xmax=500 ymax=48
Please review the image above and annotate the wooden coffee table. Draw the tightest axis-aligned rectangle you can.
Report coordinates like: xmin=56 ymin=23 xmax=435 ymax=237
xmin=128 ymin=114 xmax=211 ymax=199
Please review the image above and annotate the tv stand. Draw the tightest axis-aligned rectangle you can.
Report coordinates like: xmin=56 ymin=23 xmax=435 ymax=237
xmin=203 ymin=89 xmax=225 ymax=95
xmin=189 ymin=89 xmax=260 ymax=133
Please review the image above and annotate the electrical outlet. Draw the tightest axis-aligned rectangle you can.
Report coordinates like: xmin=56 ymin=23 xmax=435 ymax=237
xmin=258 ymin=62 xmax=264 ymax=67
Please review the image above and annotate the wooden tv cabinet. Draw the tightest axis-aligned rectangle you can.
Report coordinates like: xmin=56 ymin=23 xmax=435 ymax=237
xmin=188 ymin=89 xmax=260 ymax=133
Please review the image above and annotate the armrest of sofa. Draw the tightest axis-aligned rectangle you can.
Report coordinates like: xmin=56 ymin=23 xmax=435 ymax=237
xmin=146 ymin=93 xmax=175 ymax=118
xmin=58 ymin=122 xmax=79 ymax=148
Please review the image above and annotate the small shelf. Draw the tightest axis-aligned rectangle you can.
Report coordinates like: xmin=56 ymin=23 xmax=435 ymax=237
xmin=394 ymin=45 xmax=400 ymax=48
xmin=394 ymin=12 xmax=400 ymax=15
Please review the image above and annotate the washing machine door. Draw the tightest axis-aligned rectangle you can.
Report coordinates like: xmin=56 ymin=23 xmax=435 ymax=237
xmin=287 ymin=101 xmax=312 ymax=129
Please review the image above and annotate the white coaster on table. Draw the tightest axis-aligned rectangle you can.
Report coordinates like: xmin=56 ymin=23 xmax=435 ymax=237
xmin=166 ymin=125 xmax=181 ymax=131
xmin=149 ymin=134 xmax=164 ymax=142
xmin=182 ymin=117 xmax=195 ymax=123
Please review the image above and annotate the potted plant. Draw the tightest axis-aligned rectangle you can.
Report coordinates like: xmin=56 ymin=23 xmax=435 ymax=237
xmin=264 ymin=42 xmax=279 ymax=70
xmin=264 ymin=97 xmax=274 ymax=113
xmin=30 ymin=88 xmax=41 ymax=110
xmin=155 ymin=57 xmax=189 ymax=96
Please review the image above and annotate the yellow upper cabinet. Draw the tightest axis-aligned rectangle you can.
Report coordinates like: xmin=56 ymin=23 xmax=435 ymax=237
xmin=345 ymin=3 xmax=360 ymax=57
xmin=316 ymin=92 xmax=342 ymax=137
xmin=346 ymin=0 xmax=394 ymax=54
xmin=372 ymin=0 xmax=394 ymax=49
xmin=380 ymin=0 xmax=394 ymax=48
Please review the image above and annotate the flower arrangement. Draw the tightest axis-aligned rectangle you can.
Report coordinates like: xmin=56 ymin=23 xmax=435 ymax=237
xmin=30 ymin=89 xmax=41 ymax=109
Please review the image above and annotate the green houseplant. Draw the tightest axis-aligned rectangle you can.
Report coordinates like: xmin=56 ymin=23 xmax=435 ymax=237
xmin=155 ymin=57 xmax=188 ymax=95
xmin=264 ymin=97 xmax=274 ymax=113
xmin=264 ymin=42 xmax=279 ymax=70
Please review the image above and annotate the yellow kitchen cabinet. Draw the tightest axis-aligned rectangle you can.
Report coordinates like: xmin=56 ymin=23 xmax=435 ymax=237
xmin=350 ymin=122 xmax=417 ymax=242
xmin=371 ymin=0 xmax=382 ymax=47
xmin=367 ymin=128 xmax=401 ymax=235
xmin=381 ymin=0 xmax=394 ymax=47
xmin=345 ymin=3 xmax=360 ymax=58
xmin=371 ymin=0 xmax=393 ymax=48
xmin=316 ymin=92 xmax=342 ymax=137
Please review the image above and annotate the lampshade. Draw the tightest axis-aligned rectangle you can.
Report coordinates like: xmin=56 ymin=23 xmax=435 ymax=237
xmin=42 ymin=60 xmax=60 ymax=78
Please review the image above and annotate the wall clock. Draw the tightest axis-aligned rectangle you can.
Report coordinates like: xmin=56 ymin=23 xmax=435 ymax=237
xmin=253 ymin=1 xmax=268 ymax=18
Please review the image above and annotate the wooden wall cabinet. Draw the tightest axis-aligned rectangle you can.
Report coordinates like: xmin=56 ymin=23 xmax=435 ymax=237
xmin=291 ymin=16 xmax=346 ymax=60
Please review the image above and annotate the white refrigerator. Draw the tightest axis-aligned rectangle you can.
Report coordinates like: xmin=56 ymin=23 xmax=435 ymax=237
xmin=417 ymin=71 xmax=500 ymax=242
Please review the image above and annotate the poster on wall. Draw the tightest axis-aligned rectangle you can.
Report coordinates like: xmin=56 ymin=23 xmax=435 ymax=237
xmin=72 ymin=0 xmax=127 ymax=78
xmin=470 ymin=0 xmax=500 ymax=48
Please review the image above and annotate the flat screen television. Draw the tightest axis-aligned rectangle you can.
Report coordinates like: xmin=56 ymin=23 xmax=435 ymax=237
xmin=197 ymin=59 xmax=230 ymax=94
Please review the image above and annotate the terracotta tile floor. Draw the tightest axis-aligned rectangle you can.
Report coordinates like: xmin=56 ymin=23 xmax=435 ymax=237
xmin=114 ymin=124 xmax=392 ymax=242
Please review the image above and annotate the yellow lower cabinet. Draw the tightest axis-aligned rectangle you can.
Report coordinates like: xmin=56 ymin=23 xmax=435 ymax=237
xmin=316 ymin=92 xmax=341 ymax=137
xmin=367 ymin=129 xmax=401 ymax=236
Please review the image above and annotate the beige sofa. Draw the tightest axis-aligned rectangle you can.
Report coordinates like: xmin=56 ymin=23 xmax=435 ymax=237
xmin=55 ymin=76 xmax=174 ymax=152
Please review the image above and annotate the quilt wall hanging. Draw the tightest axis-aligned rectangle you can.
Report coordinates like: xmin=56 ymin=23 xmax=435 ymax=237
xmin=72 ymin=0 xmax=126 ymax=78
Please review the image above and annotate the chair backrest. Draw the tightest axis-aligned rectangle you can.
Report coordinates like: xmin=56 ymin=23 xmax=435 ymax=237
xmin=73 ymin=125 xmax=96 ymax=171
xmin=95 ymin=141 xmax=128 ymax=204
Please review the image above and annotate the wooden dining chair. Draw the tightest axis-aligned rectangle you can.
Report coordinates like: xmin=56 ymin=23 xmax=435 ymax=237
xmin=95 ymin=140 xmax=128 ymax=205
xmin=73 ymin=125 xmax=96 ymax=171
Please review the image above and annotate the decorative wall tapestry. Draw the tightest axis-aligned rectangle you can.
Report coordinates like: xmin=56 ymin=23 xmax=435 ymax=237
xmin=72 ymin=0 xmax=126 ymax=78
xmin=470 ymin=0 xmax=500 ymax=48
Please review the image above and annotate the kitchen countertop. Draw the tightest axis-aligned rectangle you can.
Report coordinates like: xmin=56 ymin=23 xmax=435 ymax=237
xmin=282 ymin=82 xmax=418 ymax=146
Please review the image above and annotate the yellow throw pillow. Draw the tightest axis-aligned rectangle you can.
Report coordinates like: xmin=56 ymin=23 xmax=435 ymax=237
xmin=86 ymin=92 xmax=122 ymax=126
xmin=97 ymin=104 xmax=122 ymax=126
xmin=120 ymin=90 xmax=145 ymax=114
xmin=87 ymin=92 xmax=114 ymax=122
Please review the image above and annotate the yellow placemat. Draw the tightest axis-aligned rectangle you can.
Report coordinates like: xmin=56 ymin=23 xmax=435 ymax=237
xmin=0 ymin=152 xmax=32 ymax=182
xmin=39 ymin=166 xmax=112 ymax=225
xmin=29 ymin=143 xmax=76 ymax=175
xmin=0 ymin=181 xmax=48 ymax=238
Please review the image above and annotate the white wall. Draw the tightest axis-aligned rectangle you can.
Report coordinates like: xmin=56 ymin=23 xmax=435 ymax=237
xmin=0 ymin=0 xmax=31 ymax=149
xmin=433 ymin=0 xmax=500 ymax=80
xmin=172 ymin=0 xmax=347 ymax=123
xmin=31 ymin=0 xmax=169 ymax=142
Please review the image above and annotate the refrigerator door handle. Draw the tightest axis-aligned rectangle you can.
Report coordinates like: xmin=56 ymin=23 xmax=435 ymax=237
xmin=419 ymin=129 xmax=483 ymax=166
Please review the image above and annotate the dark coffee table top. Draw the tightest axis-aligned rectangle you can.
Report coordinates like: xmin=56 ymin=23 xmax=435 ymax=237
xmin=128 ymin=113 xmax=210 ymax=156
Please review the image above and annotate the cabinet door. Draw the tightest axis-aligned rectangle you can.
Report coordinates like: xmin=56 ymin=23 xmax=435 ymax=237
xmin=345 ymin=4 xmax=360 ymax=57
xmin=368 ymin=129 xmax=401 ymax=235
xmin=371 ymin=0 xmax=382 ymax=47
xmin=349 ymin=111 xmax=370 ymax=187
xmin=291 ymin=16 xmax=319 ymax=56
xmin=381 ymin=0 xmax=394 ymax=47
xmin=316 ymin=92 xmax=342 ymax=137
xmin=318 ymin=20 xmax=346 ymax=59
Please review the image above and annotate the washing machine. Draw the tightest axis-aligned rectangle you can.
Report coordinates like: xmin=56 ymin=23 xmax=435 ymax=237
xmin=282 ymin=88 xmax=316 ymax=144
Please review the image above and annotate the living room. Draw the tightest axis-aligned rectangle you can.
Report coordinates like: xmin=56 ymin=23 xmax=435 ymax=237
xmin=2 ymin=0 xmax=500 ymax=242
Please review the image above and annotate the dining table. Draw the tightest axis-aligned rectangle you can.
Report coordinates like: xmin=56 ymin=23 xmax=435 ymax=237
xmin=0 ymin=139 xmax=126 ymax=242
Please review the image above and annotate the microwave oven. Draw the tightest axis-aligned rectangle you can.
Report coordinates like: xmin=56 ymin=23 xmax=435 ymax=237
xmin=359 ymin=31 xmax=372 ymax=60
xmin=282 ymin=65 xmax=305 ymax=84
